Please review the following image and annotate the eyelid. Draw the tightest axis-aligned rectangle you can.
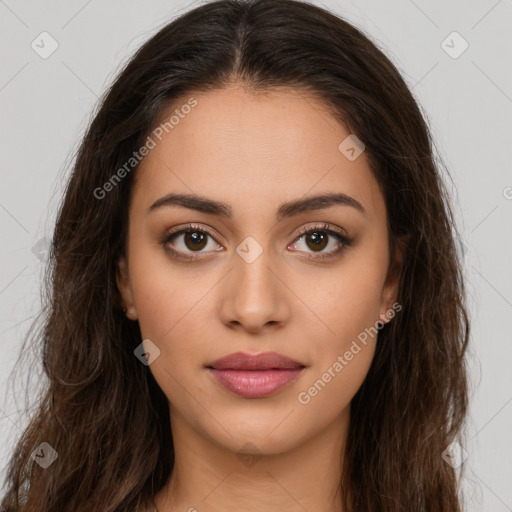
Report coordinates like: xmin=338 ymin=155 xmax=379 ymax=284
xmin=293 ymin=222 xmax=349 ymax=240
xmin=163 ymin=222 xmax=220 ymax=242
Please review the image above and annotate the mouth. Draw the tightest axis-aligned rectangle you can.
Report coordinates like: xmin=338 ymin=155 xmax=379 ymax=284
xmin=206 ymin=351 xmax=306 ymax=399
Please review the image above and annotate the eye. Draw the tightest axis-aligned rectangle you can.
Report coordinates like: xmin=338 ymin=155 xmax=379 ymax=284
xmin=161 ymin=224 xmax=223 ymax=261
xmin=289 ymin=223 xmax=353 ymax=261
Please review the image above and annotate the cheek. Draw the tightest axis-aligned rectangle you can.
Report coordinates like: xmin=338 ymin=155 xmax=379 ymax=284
xmin=296 ymin=285 xmax=380 ymax=414
xmin=295 ymin=263 xmax=386 ymax=415
xmin=295 ymin=341 xmax=376 ymax=429
xmin=127 ymin=236 xmax=211 ymax=339
xmin=293 ymin=251 xmax=385 ymax=410
xmin=130 ymin=266 xmax=211 ymax=408
xmin=298 ymin=255 xmax=386 ymax=348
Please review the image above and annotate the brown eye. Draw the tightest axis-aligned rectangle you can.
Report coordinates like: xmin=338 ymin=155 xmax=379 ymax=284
xmin=304 ymin=231 xmax=329 ymax=252
xmin=162 ymin=224 xmax=224 ymax=260
xmin=290 ymin=223 xmax=353 ymax=261
xmin=182 ymin=230 xmax=208 ymax=251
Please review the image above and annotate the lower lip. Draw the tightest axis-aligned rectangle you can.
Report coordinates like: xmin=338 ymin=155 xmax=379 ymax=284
xmin=208 ymin=368 xmax=304 ymax=398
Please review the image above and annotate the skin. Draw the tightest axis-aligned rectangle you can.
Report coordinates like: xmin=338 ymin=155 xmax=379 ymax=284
xmin=117 ymin=84 xmax=402 ymax=512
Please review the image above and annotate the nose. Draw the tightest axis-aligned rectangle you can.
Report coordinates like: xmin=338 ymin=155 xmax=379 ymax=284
xmin=217 ymin=247 xmax=291 ymax=334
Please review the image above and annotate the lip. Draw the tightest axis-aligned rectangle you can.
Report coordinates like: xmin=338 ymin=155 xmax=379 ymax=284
xmin=206 ymin=351 xmax=306 ymax=399
xmin=207 ymin=351 xmax=305 ymax=371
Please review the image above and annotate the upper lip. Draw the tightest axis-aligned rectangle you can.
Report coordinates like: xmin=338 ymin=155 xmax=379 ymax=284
xmin=206 ymin=351 xmax=305 ymax=370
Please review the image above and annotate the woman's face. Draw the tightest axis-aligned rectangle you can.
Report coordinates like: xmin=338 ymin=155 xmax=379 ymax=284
xmin=117 ymin=85 xmax=400 ymax=455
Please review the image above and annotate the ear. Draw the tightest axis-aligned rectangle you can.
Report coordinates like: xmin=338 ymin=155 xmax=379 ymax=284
xmin=379 ymin=234 xmax=408 ymax=324
xmin=117 ymin=256 xmax=138 ymax=320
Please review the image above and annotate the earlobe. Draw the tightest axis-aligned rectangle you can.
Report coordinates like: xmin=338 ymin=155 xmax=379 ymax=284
xmin=116 ymin=257 xmax=138 ymax=320
xmin=123 ymin=306 xmax=138 ymax=320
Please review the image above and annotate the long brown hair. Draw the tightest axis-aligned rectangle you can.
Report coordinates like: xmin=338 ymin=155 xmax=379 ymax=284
xmin=1 ymin=1 xmax=470 ymax=510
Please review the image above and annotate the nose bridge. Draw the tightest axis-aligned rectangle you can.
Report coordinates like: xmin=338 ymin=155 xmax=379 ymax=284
xmin=233 ymin=234 xmax=279 ymax=301
xmin=218 ymin=233 xmax=289 ymax=330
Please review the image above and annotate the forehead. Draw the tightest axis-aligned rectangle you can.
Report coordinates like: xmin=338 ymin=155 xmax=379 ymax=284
xmin=132 ymin=85 xmax=384 ymax=222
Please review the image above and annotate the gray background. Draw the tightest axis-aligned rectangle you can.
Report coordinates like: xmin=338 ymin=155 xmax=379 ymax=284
xmin=1 ymin=0 xmax=511 ymax=509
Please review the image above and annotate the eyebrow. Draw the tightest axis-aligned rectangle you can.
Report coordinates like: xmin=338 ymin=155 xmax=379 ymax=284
xmin=148 ymin=192 xmax=366 ymax=220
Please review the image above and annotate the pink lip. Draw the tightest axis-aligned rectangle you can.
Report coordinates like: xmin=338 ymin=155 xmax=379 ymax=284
xmin=206 ymin=351 xmax=306 ymax=398
xmin=208 ymin=368 xmax=304 ymax=398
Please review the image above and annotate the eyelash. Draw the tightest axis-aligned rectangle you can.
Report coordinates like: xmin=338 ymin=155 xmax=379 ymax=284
xmin=161 ymin=222 xmax=353 ymax=262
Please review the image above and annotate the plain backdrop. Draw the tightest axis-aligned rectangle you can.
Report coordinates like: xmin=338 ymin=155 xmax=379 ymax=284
xmin=1 ymin=0 xmax=511 ymax=510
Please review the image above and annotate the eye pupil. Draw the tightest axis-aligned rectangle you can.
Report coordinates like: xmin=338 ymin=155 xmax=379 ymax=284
xmin=184 ymin=231 xmax=207 ymax=250
xmin=306 ymin=231 xmax=328 ymax=251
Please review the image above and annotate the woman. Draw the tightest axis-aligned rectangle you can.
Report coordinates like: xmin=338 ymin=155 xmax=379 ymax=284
xmin=1 ymin=0 xmax=470 ymax=510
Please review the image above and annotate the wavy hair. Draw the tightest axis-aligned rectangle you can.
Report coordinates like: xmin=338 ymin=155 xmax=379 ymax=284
xmin=1 ymin=0 xmax=470 ymax=510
